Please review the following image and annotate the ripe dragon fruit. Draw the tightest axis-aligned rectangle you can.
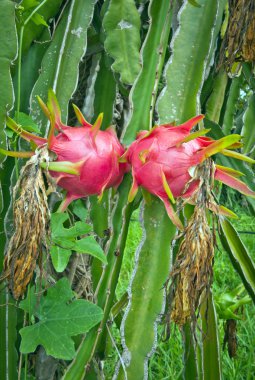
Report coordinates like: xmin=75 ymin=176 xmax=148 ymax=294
xmin=124 ymin=115 xmax=255 ymax=229
xmin=3 ymin=90 xmax=129 ymax=209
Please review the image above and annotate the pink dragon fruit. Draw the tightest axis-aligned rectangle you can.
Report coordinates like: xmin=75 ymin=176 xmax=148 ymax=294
xmin=4 ymin=90 xmax=129 ymax=209
xmin=125 ymin=115 xmax=255 ymax=229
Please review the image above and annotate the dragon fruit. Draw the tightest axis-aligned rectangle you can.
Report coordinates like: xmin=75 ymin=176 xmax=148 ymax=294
xmin=125 ymin=115 xmax=255 ymax=229
xmin=4 ymin=90 xmax=129 ymax=209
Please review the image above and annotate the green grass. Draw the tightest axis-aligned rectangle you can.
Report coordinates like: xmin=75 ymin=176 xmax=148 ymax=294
xmin=104 ymin=206 xmax=255 ymax=379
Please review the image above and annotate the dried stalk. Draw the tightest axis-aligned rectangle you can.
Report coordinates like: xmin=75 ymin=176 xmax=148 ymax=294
xmin=165 ymin=160 xmax=217 ymax=332
xmin=1 ymin=147 xmax=54 ymax=299
xmin=219 ymin=0 xmax=255 ymax=73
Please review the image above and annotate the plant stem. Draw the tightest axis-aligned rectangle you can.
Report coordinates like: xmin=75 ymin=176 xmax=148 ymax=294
xmin=16 ymin=0 xmax=48 ymax=120
xmin=63 ymin=180 xmax=133 ymax=380
xmin=24 ymin=354 xmax=28 ymax=380
xmin=16 ymin=0 xmax=48 ymax=181
xmin=16 ymin=25 xmax=24 ymax=123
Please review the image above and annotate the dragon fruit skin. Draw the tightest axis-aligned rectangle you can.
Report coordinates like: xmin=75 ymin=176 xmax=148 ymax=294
xmin=126 ymin=115 xmax=255 ymax=229
xmin=4 ymin=91 xmax=129 ymax=210
xmin=48 ymin=119 xmax=128 ymax=208
xmin=3 ymin=95 xmax=254 ymax=221
xmin=43 ymin=94 xmax=129 ymax=209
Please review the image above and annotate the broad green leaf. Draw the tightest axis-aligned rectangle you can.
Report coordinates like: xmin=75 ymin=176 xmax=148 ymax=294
xmin=17 ymin=0 xmax=63 ymax=54
xmin=31 ymin=12 xmax=48 ymax=27
xmin=68 ymin=221 xmax=92 ymax=237
xmin=30 ymin=0 xmax=96 ymax=134
xmin=50 ymin=213 xmax=82 ymax=241
xmin=157 ymin=0 xmax=219 ymax=124
xmin=122 ymin=0 xmax=173 ymax=145
xmin=50 ymin=212 xmax=106 ymax=269
xmin=74 ymin=236 xmax=107 ymax=264
xmin=72 ymin=199 xmax=88 ymax=221
xmin=19 ymin=286 xmax=38 ymax=316
xmin=14 ymin=112 xmax=40 ymax=133
xmin=51 ymin=212 xmax=92 ymax=240
xmin=219 ymin=218 xmax=255 ymax=303
xmin=19 ymin=278 xmax=103 ymax=359
xmin=242 ymin=93 xmax=255 ymax=157
xmin=103 ymin=0 xmax=141 ymax=85
xmin=51 ymin=238 xmax=108 ymax=272
xmin=50 ymin=246 xmax=72 ymax=273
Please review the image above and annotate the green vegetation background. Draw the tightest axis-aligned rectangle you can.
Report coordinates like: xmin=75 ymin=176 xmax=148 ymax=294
xmin=104 ymin=200 xmax=255 ymax=380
